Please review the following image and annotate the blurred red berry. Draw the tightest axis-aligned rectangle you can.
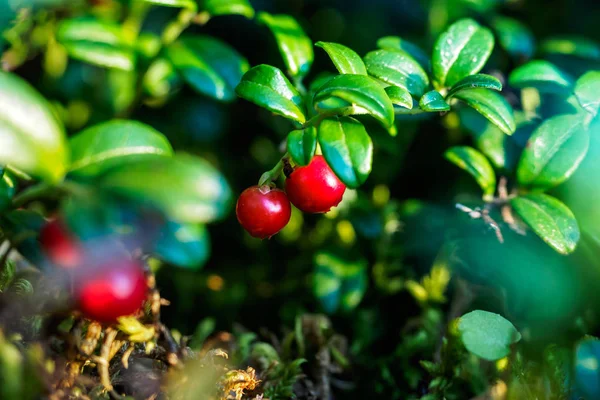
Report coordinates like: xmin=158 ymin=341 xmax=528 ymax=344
xmin=76 ymin=260 xmax=147 ymax=323
xmin=236 ymin=185 xmax=291 ymax=239
xmin=285 ymin=155 xmax=346 ymax=213
xmin=39 ymin=218 xmax=83 ymax=269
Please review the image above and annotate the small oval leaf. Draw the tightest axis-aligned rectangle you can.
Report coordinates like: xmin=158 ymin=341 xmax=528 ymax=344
xmin=315 ymin=41 xmax=367 ymax=75
xmin=376 ymin=36 xmax=430 ymax=71
xmin=454 ymin=88 xmax=516 ymax=135
xmin=419 ymin=90 xmax=450 ymax=112
xmin=364 ymin=49 xmax=429 ymax=97
xmin=385 ymin=86 xmax=413 ymax=109
xmin=140 ymin=0 xmax=197 ymax=8
xmin=287 ymin=127 xmax=317 ymax=166
xmin=69 ymin=120 xmax=173 ymax=177
xmin=236 ymin=65 xmax=306 ymax=123
xmin=57 ymin=18 xmax=135 ymax=71
xmin=166 ymin=35 xmax=249 ymax=102
xmin=516 ymin=114 xmax=589 ymax=190
xmin=445 ymin=146 xmax=496 ymax=198
xmin=200 ymin=0 xmax=254 ymax=18
xmin=509 ymin=60 xmax=573 ymax=94
xmin=99 ymin=153 xmax=232 ymax=224
xmin=432 ymin=18 xmax=495 ymax=88
xmin=574 ymin=71 xmax=600 ymax=117
xmin=318 ymin=116 xmax=373 ymax=188
xmin=491 ymin=16 xmax=535 ymax=61
xmin=511 ymin=194 xmax=580 ymax=254
xmin=446 ymin=74 xmax=502 ymax=99
xmin=0 ymin=72 xmax=68 ymax=182
xmin=540 ymin=36 xmax=600 ymax=60
xmin=258 ymin=12 xmax=313 ymax=78
xmin=458 ymin=310 xmax=521 ymax=361
xmin=314 ymin=74 xmax=395 ymax=128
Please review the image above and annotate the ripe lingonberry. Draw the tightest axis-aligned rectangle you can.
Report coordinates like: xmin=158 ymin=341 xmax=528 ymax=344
xmin=236 ymin=185 xmax=291 ymax=239
xmin=39 ymin=218 xmax=83 ymax=269
xmin=285 ymin=155 xmax=346 ymax=213
xmin=76 ymin=259 xmax=147 ymax=323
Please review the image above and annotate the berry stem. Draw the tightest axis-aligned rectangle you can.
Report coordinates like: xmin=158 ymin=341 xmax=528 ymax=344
xmin=258 ymin=152 xmax=289 ymax=186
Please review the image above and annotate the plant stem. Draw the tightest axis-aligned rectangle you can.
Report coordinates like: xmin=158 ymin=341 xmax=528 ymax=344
xmin=258 ymin=153 xmax=289 ymax=186
xmin=11 ymin=182 xmax=54 ymax=208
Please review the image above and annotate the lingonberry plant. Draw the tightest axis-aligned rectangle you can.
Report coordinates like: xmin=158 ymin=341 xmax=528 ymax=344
xmin=1 ymin=0 xmax=600 ymax=399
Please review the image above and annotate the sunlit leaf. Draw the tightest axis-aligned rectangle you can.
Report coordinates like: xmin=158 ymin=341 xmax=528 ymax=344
xmin=315 ymin=41 xmax=367 ymax=75
xmin=445 ymin=74 xmax=502 ymax=99
xmin=454 ymin=88 xmax=516 ymax=135
xmin=419 ymin=90 xmax=450 ymax=112
xmin=445 ymin=146 xmax=496 ymax=198
xmin=509 ymin=60 xmax=573 ymax=94
xmin=458 ymin=310 xmax=521 ymax=361
xmin=574 ymin=71 xmax=600 ymax=117
xmin=287 ymin=127 xmax=317 ymax=166
xmin=376 ymin=36 xmax=430 ymax=70
xmin=364 ymin=49 xmax=429 ymax=97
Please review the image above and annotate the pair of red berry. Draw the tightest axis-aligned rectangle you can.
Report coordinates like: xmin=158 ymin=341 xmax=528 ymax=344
xmin=40 ymin=219 xmax=147 ymax=324
xmin=236 ymin=155 xmax=346 ymax=239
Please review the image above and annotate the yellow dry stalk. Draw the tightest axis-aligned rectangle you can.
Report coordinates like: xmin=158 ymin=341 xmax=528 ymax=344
xmin=219 ymin=366 xmax=261 ymax=400
xmin=116 ymin=316 xmax=156 ymax=343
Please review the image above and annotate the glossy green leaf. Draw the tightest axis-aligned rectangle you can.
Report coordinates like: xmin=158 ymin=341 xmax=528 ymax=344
xmin=99 ymin=153 xmax=232 ymax=224
xmin=445 ymin=146 xmax=496 ymax=198
xmin=313 ymin=251 xmax=367 ymax=314
xmin=166 ymin=35 xmax=249 ymax=102
xmin=154 ymin=221 xmax=210 ymax=269
xmin=491 ymin=16 xmax=535 ymax=61
xmin=314 ymin=74 xmax=395 ymax=128
xmin=140 ymin=0 xmax=197 ymax=8
xmin=57 ymin=18 xmax=135 ymax=71
xmin=287 ymin=127 xmax=317 ymax=166
xmin=200 ymin=0 xmax=254 ymax=18
xmin=258 ymin=12 xmax=313 ymax=78
xmin=419 ymin=90 xmax=450 ymax=112
xmin=364 ymin=49 xmax=429 ymax=97
xmin=511 ymin=194 xmax=580 ymax=254
xmin=69 ymin=120 xmax=173 ymax=177
xmin=508 ymin=60 xmax=573 ymax=94
xmin=315 ymin=42 xmax=367 ymax=75
xmin=0 ymin=72 xmax=68 ymax=182
xmin=458 ymin=310 xmax=521 ymax=361
xmin=0 ymin=172 xmax=15 ymax=212
xmin=432 ymin=18 xmax=494 ymax=88
xmin=446 ymin=74 xmax=502 ymax=99
xmin=454 ymin=88 xmax=516 ymax=135
xmin=236 ymin=65 xmax=306 ymax=123
xmin=575 ymin=338 xmax=600 ymax=399
xmin=318 ymin=117 xmax=373 ymax=188
xmin=516 ymin=114 xmax=588 ymax=190
xmin=385 ymin=86 xmax=413 ymax=109
xmin=540 ymin=36 xmax=600 ymax=60
xmin=376 ymin=36 xmax=430 ymax=70
xmin=574 ymin=71 xmax=600 ymax=117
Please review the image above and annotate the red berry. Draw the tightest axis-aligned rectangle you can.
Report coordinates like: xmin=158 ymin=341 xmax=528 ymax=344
xmin=236 ymin=185 xmax=291 ymax=239
xmin=39 ymin=218 xmax=83 ymax=269
xmin=285 ymin=155 xmax=346 ymax=213
xmin=76 ymin=260 xmax=147 ymax=323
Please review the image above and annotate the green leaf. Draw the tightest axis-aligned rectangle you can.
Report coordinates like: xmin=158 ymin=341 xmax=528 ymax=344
xmin=69 ymin=120 xmax=173 ymax=177
xmin=575 ymin=338 xmax=600 ymax=399
xmin=236 ymin=65 xmax=306 ymax=123
xmin=258 ymin=12 xmax=313 ymax=78
xmin=287 ymin=127 xmax=317 ymax=166
xmin=446 ymin=74 xmax=502 ymax=99
xmin=385 ymin=86 xmax=413 ymax=109
xmin=376 ymin=36 xmax=430 ymax=70
xmin=0 ymin=172 xmax=15 ymax=212
xmin=432 ymin=18 xmax=494 ymax=88
xmin=574 ymin=71 xmax=600 ymax=117
xmin=313 ymin=251 xmax=368 ymax=314
xmin=490 ymin=16 xmax=535 ymax=61
xmin=140 ymin=0 xmax=197 ymax=8
xmin=57 ymin=18 xmax=135 ymax=71
xmin=511 ymin=194 xmax=580 ymax=254
xmin=458 ymin=310 xmax=521 ymax=361
xmin=364 ymin=49 xmax=429 ymax=97
xmin=508 ymin=60 xmax=573 ymax=94
xmin=200 ymin=0 xmax=254 ymax=18
xmin=317 ymin=117 xmax=373 ymax=188
xmin=313 ymin=74 xmax=395 ymax=128
xmin=0 ymin=72 xmax=68 ymax=182
xmin=454 ymin=88 xmax=516 ymax=135
xmin=315 ymin=42 xmax=367 ymax=75
xmin=516 ymin=114 xmax=588 ymax=190
xmin=154 ymin=221 xmax=210 ymax=269
xmin=540 ymin=36 xmax=600 ymax=60
xmin=99 ymin=153 xmax=232 ymax=224
xmin=419 ymin=90 xmax=450 ymax=112
xmin=0 ymin=210 xmax=45 ymax=266
xmin=166 ymin=35 xmax=249 ymax=102
xmin=445 ymin=146 xmax=496 ymax=198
